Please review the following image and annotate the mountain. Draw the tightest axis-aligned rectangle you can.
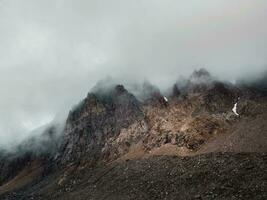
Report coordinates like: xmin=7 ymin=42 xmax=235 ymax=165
xmin=0 ymin=69 xmax=267 ymax=200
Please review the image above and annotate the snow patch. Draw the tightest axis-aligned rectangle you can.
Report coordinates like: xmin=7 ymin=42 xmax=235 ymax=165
xmin=164 ymin=96 xmax=168 ymax=102
xmin=232 ymin=102 xmax=239 ymax=116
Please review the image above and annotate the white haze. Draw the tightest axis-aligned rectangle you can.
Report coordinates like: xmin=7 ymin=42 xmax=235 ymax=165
xmin=0 ymin=0 xmax=267 ymax=148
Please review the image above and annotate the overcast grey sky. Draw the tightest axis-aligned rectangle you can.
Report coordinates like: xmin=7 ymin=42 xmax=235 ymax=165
xmin=0 ymin=0 xmax=267 ymax=147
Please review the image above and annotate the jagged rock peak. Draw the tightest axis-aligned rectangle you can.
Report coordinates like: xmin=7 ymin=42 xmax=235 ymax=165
xmin=67 ymin=84 xmax=142 ymax=123
xmin=57 ymin=84 xmax=144 ymax=165
xmin=114 ymin=84 xmax=127 ymax=95
xmin=187 ymin=68 xmax=214 ymax=93
xmin=191 ymin=68 xmax=211 ymax=79
xmin=189 ymin=68 xmax=213 ymax=84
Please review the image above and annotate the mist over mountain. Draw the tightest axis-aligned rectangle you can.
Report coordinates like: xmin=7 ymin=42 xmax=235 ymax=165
xmin=0 ymin=2 xmax=267 ymax=198
xmin=0 ymin=0 xmax=267 ymax=147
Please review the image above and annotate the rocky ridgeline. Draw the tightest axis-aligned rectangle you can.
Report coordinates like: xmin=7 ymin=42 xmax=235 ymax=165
xmin=1 ymin=69 xmax=267 ymax=196
xmin=53 ymin=69 xmax=263 ymax=166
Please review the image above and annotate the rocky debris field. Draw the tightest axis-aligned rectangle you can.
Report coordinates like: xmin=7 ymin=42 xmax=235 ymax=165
xmin=2 ymin=153 xmax=266 ymax=200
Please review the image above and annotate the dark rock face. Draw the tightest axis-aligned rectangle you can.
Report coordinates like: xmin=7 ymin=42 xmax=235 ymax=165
xmin=203 ymin=82 xmax=240 ymax=113
xmin=187 ymin=68 xmax=214 ymax=93
xmin=57 ymin=85 xmax=144 ymax=165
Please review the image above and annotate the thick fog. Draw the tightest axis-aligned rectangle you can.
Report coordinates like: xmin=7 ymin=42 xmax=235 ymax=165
xmin=0 ymin=0 xmax=267 ymax=148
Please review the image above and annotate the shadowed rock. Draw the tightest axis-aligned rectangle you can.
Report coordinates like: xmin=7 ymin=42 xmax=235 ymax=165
xmin=57 ymin=84 xmax=144 ymax=166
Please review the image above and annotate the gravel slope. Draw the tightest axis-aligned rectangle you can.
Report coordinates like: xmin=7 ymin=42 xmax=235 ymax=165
xmin=3 ymin=153 xmax=266 ymax=200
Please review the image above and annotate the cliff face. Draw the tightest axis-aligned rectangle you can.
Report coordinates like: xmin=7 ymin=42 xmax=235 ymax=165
xmin=57 ymin=85 xmax=145 ymax=165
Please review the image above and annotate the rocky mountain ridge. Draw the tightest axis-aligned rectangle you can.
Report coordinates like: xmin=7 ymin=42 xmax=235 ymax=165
xmin=0 ymin=69 xmax=266 ymax=199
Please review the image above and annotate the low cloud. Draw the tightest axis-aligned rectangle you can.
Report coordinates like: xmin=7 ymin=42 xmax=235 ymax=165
xmin=0 ymin=0 xmax=267 ymax=147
